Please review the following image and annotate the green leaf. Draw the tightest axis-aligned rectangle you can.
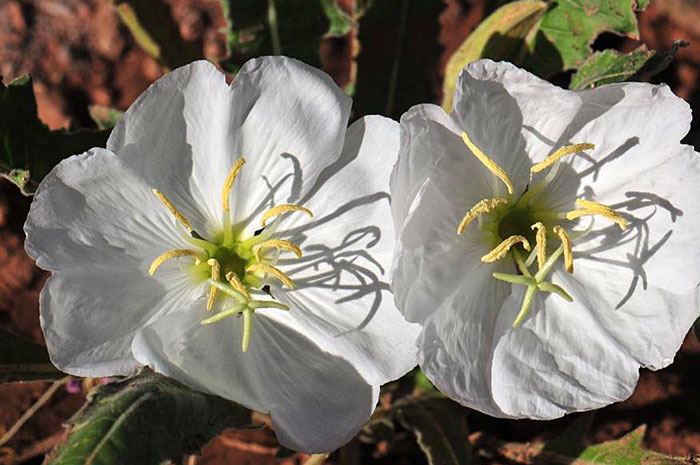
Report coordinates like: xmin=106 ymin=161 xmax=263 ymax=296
xmin=89 ymin=105 xmax=124 ymax=130
xmin=110 ymin=0 xmax=204 ymax=70
xmin=321 ymin=0 xmax=356 ymax=36
xmin=353 ymin=0 xmax=444 ymax=120
xmin=46 ymin=370 xmax=252 ymax=465
xmin=0 ymin=328 xmax=62 ymax=382
xmin=442 ymin=1 xmax=547 ymax=111
xmin=0 ymin=74 xmax=111 ymax=195
xmin=569 ymin=46 xmax=654 ymax=89
xmin=537 ymin=424 xmax=692 ymax=465
xmin=218 ymin=0 xmax=346 ymax=73
xmin=570 ymin=40 xmax=688 ymax=90
xmin=523 ymin=0 xmax=649 ymax=77
xmin=394 ymin=397 xmax=475 ymax=465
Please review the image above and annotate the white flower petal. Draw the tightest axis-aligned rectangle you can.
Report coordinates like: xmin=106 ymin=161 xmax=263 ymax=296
xmin=132 ymin=308 xmax=378 ymax=453
xmin=562 ymin=83 xmax=700 ymax=293
xmin=107 ymin=61 xmax=233 ymax=238
xmin=107 ymin=57 xmax=351 ymax=239
xmin=417 ymin=268 xmax=512 ymax=416
xmin=552 ymin=262 xmax=700 ymax=371
xmin=41 ymin=267 xmax=197 ymax=377
xmin=390 ymin=103 xmax=464 ymax=231
xmin=267 ymin=116 xmax=419 ymax=385
xmin=25 ymin=148 xmax=192 ymax=273
xmin=226 ymin=56 xmax=352 ymax=235
xmin=455 ymin=60 xmax=582 ymax=177
xmin=391 ymin=118 xmax=516 ymax=323
xmin=489 ymin=285 xmax=640 ymax=419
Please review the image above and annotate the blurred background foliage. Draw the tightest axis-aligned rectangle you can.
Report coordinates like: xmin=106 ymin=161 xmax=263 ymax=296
xmin=1 ymin=1 xmax=699 ymax=464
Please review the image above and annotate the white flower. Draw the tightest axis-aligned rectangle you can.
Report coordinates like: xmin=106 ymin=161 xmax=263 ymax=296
xmin=24 ymin=57 xmax=419 ymax=452
xmin=390 ymin=59 xmax=700 ymax=419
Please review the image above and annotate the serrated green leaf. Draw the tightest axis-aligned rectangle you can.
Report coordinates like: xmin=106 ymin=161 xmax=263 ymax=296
xmin=570 ymin=40 xmax=688 ymax=89
xmin=523 ymin=0 xmax=650 ymax=77
xmin=0 ymin=75 xmax=111 ymax=195
xmin=218 ymin=0 xmax=346 ymax=73
xmin=536 ymin=425 xmax=692 ymax=465
xmin=89 ymin=105 xmax=124 ymax=130
xmin=46 ymin=370 xmax=252 ymax=465
xmin=570 ymin=46 xmax=654 ymax=89
xmin=0 ymin=328 xmax=63 ymax=382
xmin=394 ymin=397 xmax=475 ymax=465
xmin=111 ymin=0 xmax=203 ymax=70
xmin=353 ymin=0 xmax=443 ymax=119
xmin=442 ymin=1 xmax=547 ymax=111
xmin=576 ymin=425 xmax=690 ymax=465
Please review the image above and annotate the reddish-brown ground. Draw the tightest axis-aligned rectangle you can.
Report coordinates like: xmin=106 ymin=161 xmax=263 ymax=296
xmin=0 ymin=1 xmax=699 ymax=464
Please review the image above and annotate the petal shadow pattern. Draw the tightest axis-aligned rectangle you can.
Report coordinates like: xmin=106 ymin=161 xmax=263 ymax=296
xmin=393 ymin=60 xmax=700 ymax=420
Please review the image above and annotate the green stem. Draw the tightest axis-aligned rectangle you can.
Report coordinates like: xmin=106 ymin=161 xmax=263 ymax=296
xmin=200 ymin=303 xmax=247 ymax=325
xmin=511 ymin=248 xmax=532 ymax=277
xmin=242 ymin=308 xmax=254 ymax=352
xmin=267 ymin=0 xmax=281 ymax=56
xmin=537 ymin=282 xmax=573 ymax=301
xmin=492 ymin=272 xmax=536 ymax=286
xmin=208 ymin=279 xmax=248 ymax=303
xmin=534 ymin=246 xmax=564 ymax=282
xmin=248 ymin=300 xmax=289 ymax=310
xmin=512 ymin=285 xmax=538 ymax=327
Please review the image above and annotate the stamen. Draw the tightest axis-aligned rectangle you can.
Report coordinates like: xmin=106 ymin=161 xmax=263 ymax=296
xmin=254 ymin=239 xmax=303 ymax=262
xmin=261 ymin=204 xmax=313 ymax=227
xmin=457 ymin=197 xmax=508 ymax=234
xmin=149 ymin=249 xmax=200 ymax=275
xmin=566 ymin=199 xmax=628 ymax=231
xmin=481 ymin=235 xmax=530 ymax=263
xmin=530 ymin=222 xmax=547 ymax=270
xmin=461 ymin=131 xmax=514 ymax=195
xmin=247 ymin=263 xmax=295 ymax=289
xmin=226 ymin=272 xmax=251 ymax=300
xmin=552 ymin=226 xmax=574 ymax=273
xmin=222 ymin=158 xmax=246 ymax=213
xmin=153 ymin=189 xmax=193 ymax=232
xmin=530 ymin=143 xmax=595 ymax=174
xmin=206 ymin=258 xmax=221 ymax=310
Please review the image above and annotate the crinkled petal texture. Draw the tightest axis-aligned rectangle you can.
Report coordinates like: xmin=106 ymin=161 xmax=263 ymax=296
xmin=131 ymin=305 xmax=377 ymax=453
xmin=26 ymin=57 xmax=417 ymax=452
xmin=392 ymin=59 xmax=700 ymax=419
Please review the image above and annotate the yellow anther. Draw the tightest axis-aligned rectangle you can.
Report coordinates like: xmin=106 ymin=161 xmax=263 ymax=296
xmin=530 ymin=143 xmax=595 ymax=174
xmin=531 ymin=222 xmax=547 ymax=270
xmin=222 ymin=158 xmax=246 ymax=213
xmin=566 ymin=199 xmax=628 ymax=231
xmin=261 ymin=204 xmax=314 ymax=227
xmin=457 ymin=198 xmax=508 ymax=234
xmin=247 ymin=263 xmax=295 ymax=289
xmin=553 ymin=226 xmax=574 ymax=273
xmin=226 ymin=271 xmax=251 ymax=300
xmin=481 ymin=235 xmax=531 ymax=263
xmin=149 ymin=249 xmax=199 ymax=275
xmin=461 ymin=131 xmax=513 ymax=194
xmin=152 ymin=189 xmax=193 ymax=232
xmin=254 ymin=239 xmax=302 ymax=262
xmin=206 ymin=258 xmax=221 ymax=310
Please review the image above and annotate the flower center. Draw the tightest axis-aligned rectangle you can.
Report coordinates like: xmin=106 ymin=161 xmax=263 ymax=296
xmin=457 ymin=131 xmax=628 ymax=327
xmin=148 ymin=158 xmax=313 ymax=352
